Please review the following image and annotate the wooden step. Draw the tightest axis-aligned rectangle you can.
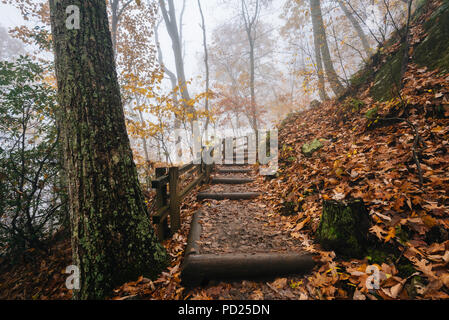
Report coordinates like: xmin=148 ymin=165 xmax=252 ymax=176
xmin=217 ymin=168 xmax=252 ymax=173
xmin=181 ymin=211 xmax=315 ymax=287
xmin=182 ymin=252 xmax=315 ymax=287
xmin=220 ymin=163 xmax=252 ymax=166
xmin=197 ymin=192 xmax=260 ymax=200
xmin=211 ymin=177 xmax=254 ymax=184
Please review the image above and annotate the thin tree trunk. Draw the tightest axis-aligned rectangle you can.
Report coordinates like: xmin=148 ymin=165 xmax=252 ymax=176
xmin=337 ymin=0 xmax=371 ymax=57
xmin=400 ymin=0 xmax=413 ymax=88
xmin=310 ymin=0 xmax=345 ymax=97
xmin=197 ymin=0 xmax=210 ymax=134
xmin=331 ymin=23 xmax=350 ymax=86
xmin=155 ymin=20 xmax=181 ymax=129
xmin=110 ymin=0 xmax=133 ymax=55
xmin=49 ymin=0 xmax=168 ymax=299
xmin=241 ymin=0 xmax=259 ymax=133
xmin=159 ymin=0 xmax=196 ymax=119
xmin=312 ymin=25 xmax=328 ymax=101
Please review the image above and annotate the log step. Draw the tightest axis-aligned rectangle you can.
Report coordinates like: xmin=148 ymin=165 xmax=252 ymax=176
xmin=217 ymin=168 xmax=252 ymax=173
xmin=181 ymin=252 xmax=315 ymax=287
xmin=197 ymin=192 xmax=261 ymax=200
xmin=211 ymin=177 xmax=254 ymax=184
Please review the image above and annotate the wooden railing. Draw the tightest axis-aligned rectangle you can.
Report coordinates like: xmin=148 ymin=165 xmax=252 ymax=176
xmin=151 ymin=134 xmax=255 ymax=241
xmin=151 ymin=160 xmax=212 ymax=240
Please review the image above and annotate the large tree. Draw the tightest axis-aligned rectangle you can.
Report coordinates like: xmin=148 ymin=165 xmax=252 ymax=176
xmin=49 ymin=0 xmax=168 ymax=299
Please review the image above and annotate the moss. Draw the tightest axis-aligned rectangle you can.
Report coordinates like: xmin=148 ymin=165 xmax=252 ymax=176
xmin=302 ymin=138 xmax=323 ymax=157
xmin=370 ymin=47 xmax=405 ymax=102
xmin=368 ymin=0 xmax=449 ymax=101
xmin=414 ymin=1 xmax=449 ymax=73
xmin=316 ymin=199 xmax=370 ymax=258
xmin=397 ymin=263 xmax=417 ymax=278
xmin=365 ymin=106 xmax=379 ymax=119
xmin=350 ymin=67 xmax=372 ymax=88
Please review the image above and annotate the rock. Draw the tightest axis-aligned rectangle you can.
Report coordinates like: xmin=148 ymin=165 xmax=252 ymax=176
xmin=365 ymin=106 xmax=379 ymax=119
xmin=425 ymin=226 xmax=449 ymax=244
xmin=316 ymin=198 xmax=370 ymax=257
xmin=301 ymin=138 xmax=323 ymax=157
xmin=309 ymin=99 xmax=321 ymax=109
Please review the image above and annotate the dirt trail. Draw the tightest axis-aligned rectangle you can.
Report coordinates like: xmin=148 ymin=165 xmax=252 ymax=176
xmin=197 ymin=165 xmax=306 ymax=255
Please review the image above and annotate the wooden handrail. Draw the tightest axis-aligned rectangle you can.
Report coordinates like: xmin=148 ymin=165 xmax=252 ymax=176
xmin=150 ymin=133 xmax=256 ymax=241
xmin=151 ymin=144 xmax=215 ymax=241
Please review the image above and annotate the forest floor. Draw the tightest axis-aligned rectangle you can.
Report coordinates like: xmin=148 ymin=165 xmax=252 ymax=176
xmin=1 ymin=64 xmax=448 ymax=301
xmin=0 ymin=63 xmax=448 ymax=299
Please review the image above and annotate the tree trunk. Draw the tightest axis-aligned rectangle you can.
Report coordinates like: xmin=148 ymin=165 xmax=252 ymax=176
xmin=337 ymin=0 xmax=371 ymax=57
xmin=49 ymin=0 xmax=168 ymax=299
xmin=197 ymin=0 xmax=210 ymax=134
xmin=312 ymin=24 xmax=328 ymax=101
xmin=155 ymin=20 xmax=181 ymax=130
xmin=241 ymin=0 xmax=259 ymax=133
xmin=159 ymin=0 xmax=196 ymax=119
xmin=310 ymin=0 xmax=345 ymax=97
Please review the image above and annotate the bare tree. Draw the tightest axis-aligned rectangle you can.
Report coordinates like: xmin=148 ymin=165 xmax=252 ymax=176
xmin=158 ymin=0 xmax=196 ymax=118
xmin=336 ymin=0 xmax=371 ymax=57
xmin=241 ymin=0 xmax=261 ymax=132
xmin=197 ymin=0 xmax=210 ymax=133
xmin=110 ymin=0 xmax=134 ymax=54
xmin=310 ymin=0 xmax=345 ymax=97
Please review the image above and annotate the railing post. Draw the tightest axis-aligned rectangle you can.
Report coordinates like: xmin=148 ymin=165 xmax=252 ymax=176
xmin=221 ymin=138 xmax=225 ymax=163
xmin=155 ymin=167 xmax=168 ymax=240
xmin=169 ymin=167 xmax=180 ymax=233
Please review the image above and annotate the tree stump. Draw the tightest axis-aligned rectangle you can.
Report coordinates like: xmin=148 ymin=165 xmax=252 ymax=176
xmin=316 ymin=198 xmax=370 ymax=257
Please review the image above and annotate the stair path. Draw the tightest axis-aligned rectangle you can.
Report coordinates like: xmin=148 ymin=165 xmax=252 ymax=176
xmin=181 ymin=161 xmax=315 ymax=287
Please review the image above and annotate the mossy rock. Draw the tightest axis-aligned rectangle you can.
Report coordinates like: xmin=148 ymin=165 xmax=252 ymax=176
xmin=309 ymin=99 xmax=321 ymax=109
xmin=365 ymin=106 xmax=379 ymax=119
xmin=414 ymin=0 xmax=449 ymax=73
xmin=316 ymin=199 xmax=370 ymax=257
xmin=301 ymin=138 xmax=323 ymax=157
xmin=280 ymin=201 xmax=301 ymax=216
xmin=370 ymin=46 xmax=405 ymax=102
xmin=366 ymin=0 xmax=449 ymax=101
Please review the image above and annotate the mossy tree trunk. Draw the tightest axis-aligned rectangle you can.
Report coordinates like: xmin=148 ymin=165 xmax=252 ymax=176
xmin=316 ymin=199 xmax=370 ymax=257
xmin=49 ymin=0 xmax=168 ymax=299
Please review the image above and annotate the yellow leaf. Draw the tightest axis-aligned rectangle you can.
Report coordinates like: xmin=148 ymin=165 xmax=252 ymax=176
xmin=422 ymin=215 xmax=438 ymax=228
xmin=335 ymin=167 xmax=344 ymax=177
xmin=385 ymin=227 xmax=395 ymax=243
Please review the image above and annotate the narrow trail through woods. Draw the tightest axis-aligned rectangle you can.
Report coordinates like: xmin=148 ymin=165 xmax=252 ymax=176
xmin=197 ymin=164 xmax=306 ymax=254
xmin=181 ymin=157 xmax=315 ymax=287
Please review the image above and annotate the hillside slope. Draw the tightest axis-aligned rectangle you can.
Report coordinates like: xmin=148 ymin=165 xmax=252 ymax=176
xmin=261 ymin=0 xmax=449 ymax=299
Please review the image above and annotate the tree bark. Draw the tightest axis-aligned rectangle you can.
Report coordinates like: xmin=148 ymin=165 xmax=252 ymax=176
xmin=337 ymin=0 xmax=371 ymax=57
xmin=49 ymin=0 xmax=168 ymax=299
xmin=310 ymin=0 xmax=345 ymax=97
